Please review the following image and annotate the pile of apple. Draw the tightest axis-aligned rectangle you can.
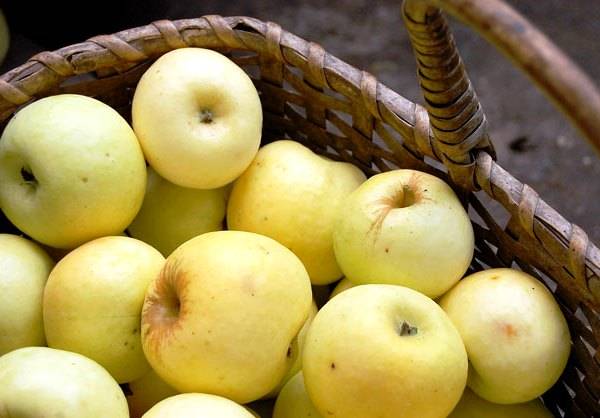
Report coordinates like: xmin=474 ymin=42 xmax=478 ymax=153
xmin=0 ymin=47 xmax=571 ymax=418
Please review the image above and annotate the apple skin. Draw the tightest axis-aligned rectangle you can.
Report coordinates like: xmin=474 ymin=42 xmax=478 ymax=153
xmin=141 ymin=230 xmax=312 ymax=404
xmin=127 ymin=166 xmax=228 ymax=256
xmin=227 ymin=140 xmax=367 ymax=285
xmin=142 ymin=393 xmax=256 ymax=418
xmin=439 ymin=268 xmax=571 ymax=404
xmin=0 ymin=346 xmax=129 ymax=418
xmin=273 ymin=372 xmax=323 ymax=418
xmin=0 ymin=9 xmax=9 ymax=65
xmin=0 ymin=94 xmax=147 ymax=249
xmin=43 ymin=236 xmax=165 ymax=383
xmin=448 ymin=388 xmax=553 ymax=418
xmin=0 ymin=234 xmax=54 ymax=355
xmin=303 ymin=284 xmax=467 ymax=418
xmin=127 ymin=369 xmax=179 ymax=418
xmin=329 ymin=277 xmax=356 ymax=299
xmin=332 ymin=169 xmax=474 ymax=298
xmin=132 ymin=47 xmax=262 ymax=189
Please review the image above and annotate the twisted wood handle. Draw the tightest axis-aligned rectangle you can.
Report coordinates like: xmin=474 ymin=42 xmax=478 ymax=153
xmin=403 ymin=0 xmax=600 ymax=189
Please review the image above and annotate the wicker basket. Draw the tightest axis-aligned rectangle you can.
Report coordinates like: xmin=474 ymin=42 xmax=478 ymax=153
xmin=0 ymin=0 xmax=598 ymax=416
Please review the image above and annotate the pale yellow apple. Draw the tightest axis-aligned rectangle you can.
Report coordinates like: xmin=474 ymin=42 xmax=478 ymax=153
xmin=127 ymin=369 xmax=179 ymax=418
xmin=143 ymin=393 xmax=256 ymax=418
xmin=303 ymin=284 xmax=467 ymax=418
xmin=228 ymin=140 xmax=367 ymax=285
xmin=448 ymin=388 xmax=553 ymax=418
xmin=273 ymin=372 xmax=323 ymax=418
xmin=132 ymin=47 xmax=262 ymax=189
xmin=43 ymin=236 xmax=165 ymax=383
xmin=439 ymin=268 xmax=571 ymax=404
xmin=141 ymin=230 xmax=312 ymax=403
xmin=0 ymin=234 xmax=54 ymax=355
xmin=329 ymin=277 xmax=356 ymax=299
xmin=127 ymin=166 xmax=228 ymax=256
xmin=0 ymin=94 xmax=147 ymax=248
xmin=333 ymin=169 xmax=474 ymax=298
xmin=0 ymin=346 xmax=128 ymax=418
xmin=0 ymin=9 xmax=8 ymax=65
xmin=266 ymin=300 xmax=318 ymax=398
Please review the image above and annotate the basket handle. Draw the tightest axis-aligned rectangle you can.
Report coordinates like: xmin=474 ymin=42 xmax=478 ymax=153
xmin=402 ymin=0 xmax=600 ymax=190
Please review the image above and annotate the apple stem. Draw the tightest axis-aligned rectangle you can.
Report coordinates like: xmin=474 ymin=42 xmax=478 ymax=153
xmin=199 ymin=109 xmax=213 ymax=124
xmin=399 ymin=321 xmax=418 ymax=336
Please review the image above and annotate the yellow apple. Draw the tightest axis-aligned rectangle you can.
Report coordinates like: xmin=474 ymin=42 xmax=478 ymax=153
xmin=448 ymin=388 xmax=553 ymax=418
xmin=0 ymin=234 xmax=54 ymax=355
xmin=143 ymin=393 xmax=256 ymax=418
xmin=0 ymin=9 xmax=8 ymax=65
xmin=332 ymin=169 xmax=474 ymax=298
xmin=132 ymin=47 xmax=262 ymax=189
xmin=141 ymin=230 xmax=312 ymax=403
xmin=303 ymin=284 xmax=467 ymax=418
xmin=329 ymin=277 xmax=356 ymax=299
xmin=227 ymin=140 xmax=366 ymax=285
xmin=127 ymin=166 xmax=228 ymax=256
xmin=0 ymin=94 xmax=147 ymax=248
xmin=266 ymin=300 xmax=318 ymax=398
xmin=127 ymin=369 xmax=179 ymax=418
xmin=0 ymin=346 xmax=128 ymax=418
xmin=43 ymin=236 xmax=165 ymax=383
xmin=273 ymin=372 xmax=323 ymax=418
xmin=439 ymin=268 xmax=571 ymax=404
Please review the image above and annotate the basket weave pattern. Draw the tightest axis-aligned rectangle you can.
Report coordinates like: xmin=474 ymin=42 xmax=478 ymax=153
xmin=0 ymin=2 xmax=598 ymax=416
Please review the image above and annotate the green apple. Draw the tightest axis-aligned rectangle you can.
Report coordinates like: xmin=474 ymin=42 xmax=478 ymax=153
xmin=0 ymin=234 xmax=54 ymax=355
xmin=266 ymin=300 xmax=318 ymax=398
xmin=439 ymin=268 xmax=571 ymax=404
xmin=303 ymin=284 xmax=467 ymax=418
xmin=132 ymin=47 xmax=262 ymax=189
xmin=143 ymin=393 xmax=256 ymax=418
xmin=0 ymin=346 xmax=128 ymax=418
xmin=127 ymin=166 xmax=228 ymax=256
xmin=43 ymin=236 xmax=165 ymax=383
xmin=141 ymin=230 xmax=312 ymax=403
xmin=448 ymin=388 xmax=553 ymax=418
xmin=0 ymin=9 xmax=9 ymax=65
xmin=227 ymin=140 xmax=366 ymax=285
xmin=127 ymin=369 xmax=179 ymax=418
xmin=333 ymin=169 xmax=474 ymax=298
xmin=273 ymin=372 xmax=323 ymax=418
xmin=0 ymin=94 xmax=147 ymax=249
xmin=329 ymin=277 xmax=356 ymax=299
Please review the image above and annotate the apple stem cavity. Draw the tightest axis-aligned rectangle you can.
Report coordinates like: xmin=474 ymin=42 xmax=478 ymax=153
xmin=397 ymin=185 xmax=416 ymax=208
xmin=199 ymin=109 xmax=213 ymax=124
xmin=20 ymin=166 xmax=38 ymax=187
xmin=398 ymin=321 xmax=418 ymax=336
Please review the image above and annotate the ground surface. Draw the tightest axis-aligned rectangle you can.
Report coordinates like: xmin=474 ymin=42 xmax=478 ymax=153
xmin=2 ymin=0 xmax=599 ymax=243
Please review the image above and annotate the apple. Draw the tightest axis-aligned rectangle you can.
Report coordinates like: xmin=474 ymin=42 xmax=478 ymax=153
xmin=0 ymin=346 xmax=128 ymax=417
xmin=303 ymin=284 xmax=467 ymax=418
xmin=0 ymin=94 xmax=147 ymax=249
xmin=266 ymin=300 xmax=318 ymax=398
xmin=332 ymin=169 xmax=474 ymax=298
xmin=142 ymin=393 xmax=256 ymax=418
xmin=127 ymin=369 xmax=179 ymax=418
xmin=127 ymin=166 xmax=229 ymax=256
xmin=273 ymin=372 xmax=323 ymax=418
xmin=439 ymin=268 xmax=571 ymax=404
xmin=227 ymin=140 xmax=367 ymax=285
xmin=43 ymin=235 xmax=165 ymax=383
xmin=0 ymin=234 xmax=54 ymax=355
xmin=0 ymin=8 xmax=9 ymax=65
xmin=141 ymin=230 xmax=312 ymax=403
xmin=132 ymin=47 xmax=262 ymax=189
xmin=329 ymin=277 xmax=356 ymax=299
xmin=448 ymin=387 xmax=553 ymax=418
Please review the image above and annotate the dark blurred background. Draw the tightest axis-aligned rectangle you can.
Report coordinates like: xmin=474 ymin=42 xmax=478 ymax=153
xmin=1 ymin=0 xmax=599 ymax=243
